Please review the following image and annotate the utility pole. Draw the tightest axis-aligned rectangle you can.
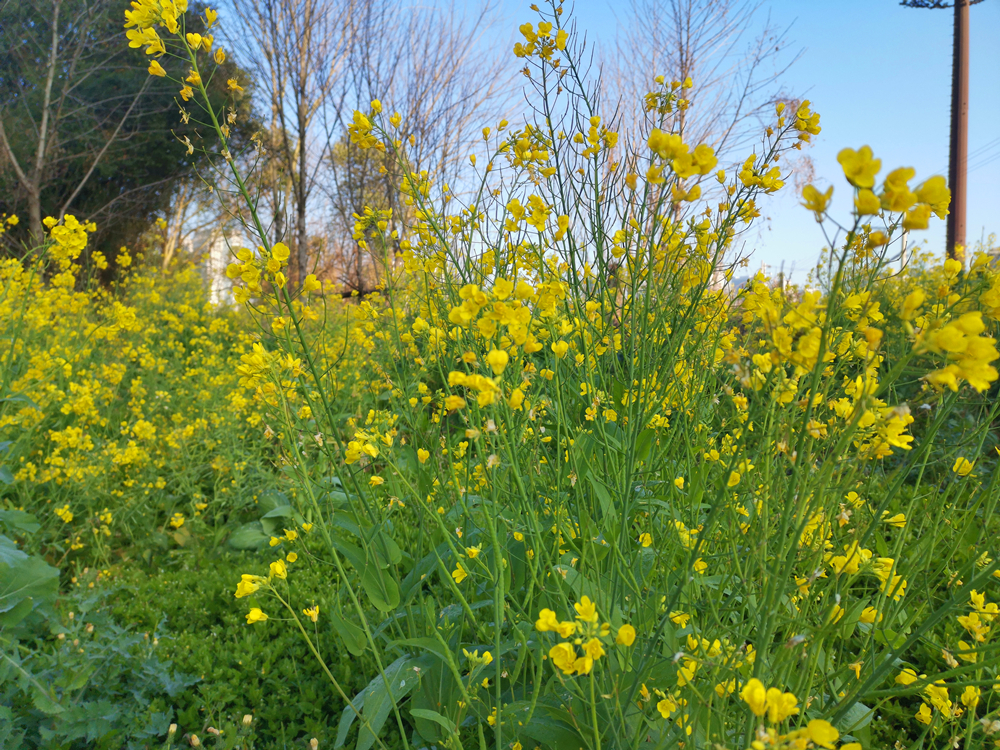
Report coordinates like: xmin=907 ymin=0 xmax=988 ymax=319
xmin=901 ymin=0 xmax=984 ymax=258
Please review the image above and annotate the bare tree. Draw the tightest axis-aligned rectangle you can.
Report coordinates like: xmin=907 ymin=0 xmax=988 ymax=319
xmin=320 ymin=0 xmax=511 ymax=295
xmin=611 ymin=0 xmax=799 ymax=165
xmin=148 ymin=176 xmax=245 ymax=271
xmin=226 ymin=0 xmax=350 ymax=284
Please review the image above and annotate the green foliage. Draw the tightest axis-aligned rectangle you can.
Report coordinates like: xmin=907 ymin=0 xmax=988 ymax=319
xmin=105 ymin=545 xmax=386 ymax=747
xmin=0 ymin=0 xmax=255 ymax=257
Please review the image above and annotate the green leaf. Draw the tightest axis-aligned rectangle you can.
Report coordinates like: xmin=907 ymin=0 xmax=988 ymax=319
xmin=392 ymin=637 xmax=450 ymax=663
xmin=0 ymin=596 xmax=34 ymax=628
xmin=30 ymin=688 xmax=64 ymax=716
xmin=0 ymin=467 xmax=12 ymax=485
xmin=0 ymin=553 xmax=59 ymax=615
xmin=520 ymin=710 xmax=583 ymax=749
xmin=838 ymin=700 xmax=874 ymax=734
xmin=400 ymin=542 xmax=449 ymax=603
xmin=256 ymin=489 xmax=290 ymax=515
xmin=335 ymin=685 xmax=367 ymax=748
xmin=329 ymin=611 xmax=367 ymax=656
xmin=337 ymin=656 xmax=424 ymax=750
xmin=409 ymin=708 xmax=456 ymax=736
xmin=226 ymin=522 xmax=268 ymax=550
xmin=635 ymin=428 xmax=655 ymax=464
xmin=587 ymin=474 xmax=618 ymax=526
xmin=260 ymin=504 xmax=303 ymax=535
xmin=335 ymin=540 xmax=400 ymax=612
xmin=0 ymin=510 xmax=40 ymax=534
xmin=0 ymin=535 xmax=28 ymax=566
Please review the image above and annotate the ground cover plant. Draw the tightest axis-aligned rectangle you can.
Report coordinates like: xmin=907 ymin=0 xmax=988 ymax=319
xmin=2 ymin=1 xmax=1000 ymax=749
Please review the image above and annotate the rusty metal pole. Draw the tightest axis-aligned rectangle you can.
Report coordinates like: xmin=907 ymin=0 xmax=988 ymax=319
xmin=947 ymin=0 xmax=970 ymax=258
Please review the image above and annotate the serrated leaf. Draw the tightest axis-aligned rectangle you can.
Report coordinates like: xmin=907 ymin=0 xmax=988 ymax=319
xmin=31 ymin=688 xmax=64 ymax=715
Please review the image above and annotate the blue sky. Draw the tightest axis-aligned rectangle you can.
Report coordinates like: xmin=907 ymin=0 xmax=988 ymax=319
xmin=486 ymin=0 xmax=1000 ymax=280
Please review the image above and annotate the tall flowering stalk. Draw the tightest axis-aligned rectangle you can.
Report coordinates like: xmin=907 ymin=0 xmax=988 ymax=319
xmin=118 ymin=1 xmax=1000 ymax=749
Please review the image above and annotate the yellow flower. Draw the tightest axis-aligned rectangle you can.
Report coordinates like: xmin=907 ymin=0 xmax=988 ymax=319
xmin=574 ymin=595 xmax=598 ymax=623
xmin=915 ymin=702 xmax=932 ymax=724
xmin=583 ymin=638 xmax=605 ymax=661
xmin=673 ymin=476 xmax=684 ymax=489
xmin=669 ymin=611 xmax=690 ymax=627
xmin=551 ymin=340 xmax=569 ymax=358
xmin=269 ymin=559 xmax=287 ymax=580
xmin=451 ymin=564 xmax=468 ymax=583
xmin=881 ymin=511 xmax=906 ymax=528
xmin=549 ymin=642 xmax=577 ymax=674
xmin=303 ymin=605 xmax=319 ymax=623
xmin=465 ymin=545 xmax=482 ymax=559
xmin=508 ymin=388 xmax=525 ymax=410
xmin=234 ymin=574 xmax=264 ymax=598
xmin=902 ymin=203 xmax=932 ymax=230
xmin=369 ymin=475 xmax=384 ymax=487
xmin=805 ymin=719 xmax=839 ymax=748
xmin=837 ymin=145 xmax=881 ymax=188
xmin=657 ymin=696 xmax=678 ymax=718
xmin=740 ymin=678 xmax=767 ymax=716
xmin=895 ymin=667 xmax=920 ymax=686
xmin=638 ymin=533 xmax=652 ymax=547
xmin=961 ymin=685 xmax=980 ymax=708
xmin=535 ymin=609 xmax=560 ymax=632
xmin=801 ymin=184 xmax=833 ymax=218
xmin=169 ymin=512 xmax=185 ymax=529
xmin=485 ymin=349 xmax=509 ymax=375
xmin=227 ymin=78 xmax=244 ymax=93
xmin=148 ymin=60 xmax=166 ymax=77
xmin=953 ymin=457 xmax=974 ymax=476
xmin=860 ymin=607 xmax=881 ymax=624
xmin=880 ymin=167 xmax=917 ymax=212
xmin=286 ymin=552 xmax=297 ymax=563
xmin=271 ymin=242 xmax=290 ymax=262
xmin=765 ymin=687 xmax=799 ymax=723
xmin=616 ymin=624 xmax=636 ymax=646
xmin=417 ymin=449 xmax=430 ymax=464
xmin=727 ymin=471 xmax=741 ymax=487
xmin=179 ymin=86 xmax=194 ymax=101
xmin=916 ymin=175 xmax=950 ymax=217
xmin=246 ymin=607 xmax=268 ymax=624
xmin=854 ymin=188 xmax=881 ymax=215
